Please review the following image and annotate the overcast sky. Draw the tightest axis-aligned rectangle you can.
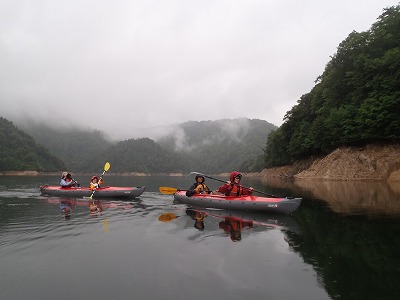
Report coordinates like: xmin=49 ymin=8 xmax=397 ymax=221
xmin=1 ymin=0 xmax=397 ymax=139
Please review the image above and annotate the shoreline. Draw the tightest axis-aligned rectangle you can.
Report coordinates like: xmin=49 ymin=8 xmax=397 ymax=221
xmin=2 ymin=143 xmax=400 ymax=182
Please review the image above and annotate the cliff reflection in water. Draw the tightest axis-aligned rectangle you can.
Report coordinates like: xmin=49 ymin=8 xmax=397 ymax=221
xmin=286 ymin=199 xmax=400 ymax=300
xmin=260 ymin=178 xmax=400 ymax=217
xmin=257 ymin=178 xmax=400 ymax=299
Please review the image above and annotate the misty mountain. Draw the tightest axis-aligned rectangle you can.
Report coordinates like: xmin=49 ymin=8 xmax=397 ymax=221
xmin=103 ymin=138 xmax=189 ymax=173
xmin=158 ymin=118 xmax=277 ymax=173
xmin=18 ymin=122 xmax=114 ymax=172
xmin=0 ymin=117 xmax=66 ymax=171
xmin=14 ymin=117 xmax=276 ymax=173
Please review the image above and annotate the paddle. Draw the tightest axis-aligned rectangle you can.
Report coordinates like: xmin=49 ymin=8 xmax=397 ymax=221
xmin=158 ymin=212 xmax=178 ymax=222
xmin=159 ymin=186 xmax=181 ymax=195
xmin=71 ymin=178 xmax=80 ymax=187
xmin=89 ymin=162 xmax=111 ymax=200
xmin=188 ymin=171 xmax=279 ymax=198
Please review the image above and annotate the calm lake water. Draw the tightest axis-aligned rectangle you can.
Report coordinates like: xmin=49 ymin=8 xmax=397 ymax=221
xmin=1 ymin=175 xmax=400 ymax=300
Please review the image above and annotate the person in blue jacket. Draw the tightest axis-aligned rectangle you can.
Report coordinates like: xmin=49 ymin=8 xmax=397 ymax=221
xmin=60 ymin=172 xmax=79 ymax=188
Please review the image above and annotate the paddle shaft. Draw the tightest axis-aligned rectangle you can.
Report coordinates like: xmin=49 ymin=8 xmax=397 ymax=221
xmin=89 ymin=170 xmax=106 ymax=199
xmin=191 ymin=172 xmax=278 ymax=198
xmin=90 ymin=162 xmax=110 ymax=200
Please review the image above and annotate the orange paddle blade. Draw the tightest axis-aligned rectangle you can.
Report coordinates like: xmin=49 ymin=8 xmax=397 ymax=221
xmin=158 ymin=212 xmax=178 ymax=222
xmin=159 ymin=187 xmax=178 ymax=194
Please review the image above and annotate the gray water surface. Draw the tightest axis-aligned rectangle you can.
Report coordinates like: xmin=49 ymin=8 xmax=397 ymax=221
xmin=1 ymin=175 xmax=399 ymax=300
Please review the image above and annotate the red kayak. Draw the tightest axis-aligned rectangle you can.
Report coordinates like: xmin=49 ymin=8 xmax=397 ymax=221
xmin=173 ymin=190 xmax=302 ymax=214
xmin=40 ymin=185 xmax=145 ymax=199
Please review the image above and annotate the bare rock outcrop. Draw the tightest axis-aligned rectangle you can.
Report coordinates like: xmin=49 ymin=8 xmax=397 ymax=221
xmin=258 ymin=144 xmax=400 ymax=182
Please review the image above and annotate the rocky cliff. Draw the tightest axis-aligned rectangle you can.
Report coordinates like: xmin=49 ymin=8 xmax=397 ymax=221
xmin=257 ymin=144 xmax=400 ymax=182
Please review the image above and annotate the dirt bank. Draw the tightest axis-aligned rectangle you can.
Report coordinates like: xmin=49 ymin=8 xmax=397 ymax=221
xmin=257 ymin=144 xmax=400 ymax=182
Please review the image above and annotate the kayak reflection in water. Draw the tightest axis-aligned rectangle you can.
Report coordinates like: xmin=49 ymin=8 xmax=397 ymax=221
xmin=219 ymin=216 xmax=253 ymax=242
xmin=186 ymin=209 xmax=207 ymax=231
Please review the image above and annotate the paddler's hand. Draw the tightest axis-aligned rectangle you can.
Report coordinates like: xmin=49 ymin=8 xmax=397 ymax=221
xmin=227 ymin=181 xmax=231 ymax=185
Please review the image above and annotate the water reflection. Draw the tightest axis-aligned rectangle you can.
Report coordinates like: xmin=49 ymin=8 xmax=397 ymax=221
xmin=217 ymin=215 xmax=253 ymax=242
xmin=288 ymin=201 xmax=400 ymax=299
xmin=159 ymin=207 xmax=302 ymax=242
xmin=296 ymin=180 xmax=400 ymax=217
xmin=257 ymin=177 xmax=400 ymax=217
xmin=2 ymin=176 xmax=400 ymax=299
xmin=59 ymin=199 xmax=76 ymax=219
xmin=44 ymin=197 xmax=137 ymax=219
xmin=185 ymin=209 xmax=207 ymax=231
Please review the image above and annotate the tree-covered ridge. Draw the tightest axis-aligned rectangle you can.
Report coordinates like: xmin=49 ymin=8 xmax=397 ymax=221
xmin=158 ymin=118 xmax=276 ymax=173
xmin=21 ymin=123 xmax=114 ymax=172
xmin=0 ymin=117 xmax=66 ymax=171
xmin=15 ymin=118 xmax=273 ymax=173
xmin=265 ymin=5 xmax=400 ymax=167
xmin=103 ymin=138 xmax=189 ymax=173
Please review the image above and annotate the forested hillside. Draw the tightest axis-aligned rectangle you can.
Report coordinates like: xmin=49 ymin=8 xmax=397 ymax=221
xmin=0 ymin=117 xmax=66 ymax=171
xmin=20 ymin=122 xmax=114 ymax=172
xmin=264 ymin=5 xmax=400 ymax=167
xmin=103 ymin=138 xmax=189 ymax=173
xmin=17 ymin=118 xmax=273 ymax=173
xmin=157 ymin=118 xmax=276 ymax=173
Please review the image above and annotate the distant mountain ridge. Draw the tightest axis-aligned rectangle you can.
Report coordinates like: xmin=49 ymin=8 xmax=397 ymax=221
xmin=14 ymin=117 xmax=276 ymax=173
xmin=157 ymin=118 xmax=276 ymax=173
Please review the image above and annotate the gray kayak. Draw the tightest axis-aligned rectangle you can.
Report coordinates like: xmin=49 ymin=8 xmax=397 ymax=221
xmin=40 ymin=185 xmax=145 ymax=199
xmin=174 ymin=191 xmax=302 ymax=214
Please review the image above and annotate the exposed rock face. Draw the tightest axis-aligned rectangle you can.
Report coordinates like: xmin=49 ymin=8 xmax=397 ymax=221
xmin=258 ymin=144 xmax=400 ymax=182
xmin=257 ymin=157 xmax=319 ymax=179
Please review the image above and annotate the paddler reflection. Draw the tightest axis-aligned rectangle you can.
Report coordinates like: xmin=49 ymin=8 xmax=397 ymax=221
xmin=186 ymin=209 xmax=208 ymax=231
xmin=89 ymin=199 xmax=103 ymax=216
xmin=219 ymin=216 xmax=253 ymax=242
xmin=59 ymin=199 xmax=77 ymax=220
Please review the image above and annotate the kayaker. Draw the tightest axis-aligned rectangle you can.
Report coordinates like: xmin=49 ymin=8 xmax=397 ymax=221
xmin=90 ymin=176 xmax=104 ymax=190
xmin=186 ymin=174 xmax=211 ymax=196
xmin=213 ymin=171 xmax=253 ymax=196
xmin=60 ymin=172 xmax=79 ymax=188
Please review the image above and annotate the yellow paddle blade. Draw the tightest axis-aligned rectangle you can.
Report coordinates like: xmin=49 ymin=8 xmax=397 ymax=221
xmin=159 ymin=187 xmax=178 ymax=194
xmin=158 ymin=212 xmax=177 ymax=222
xmin=104 ymin=162 xmax=111 ymax=172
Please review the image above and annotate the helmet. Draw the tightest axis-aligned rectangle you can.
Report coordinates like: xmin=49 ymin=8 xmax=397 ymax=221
xmin=229 ymin=171 xmax=242 ymax=182
xmin=91 ymin=176 xmax=98 ymax=181
xmin=61 ymin=172 xmax=68 ymax=178
xmin=195 ymin=174 xmax=205 ymax=182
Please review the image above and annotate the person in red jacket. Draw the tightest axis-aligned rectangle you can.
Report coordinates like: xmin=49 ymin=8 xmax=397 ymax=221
xmin=214 ymin=171 xmax=253 ymax=196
